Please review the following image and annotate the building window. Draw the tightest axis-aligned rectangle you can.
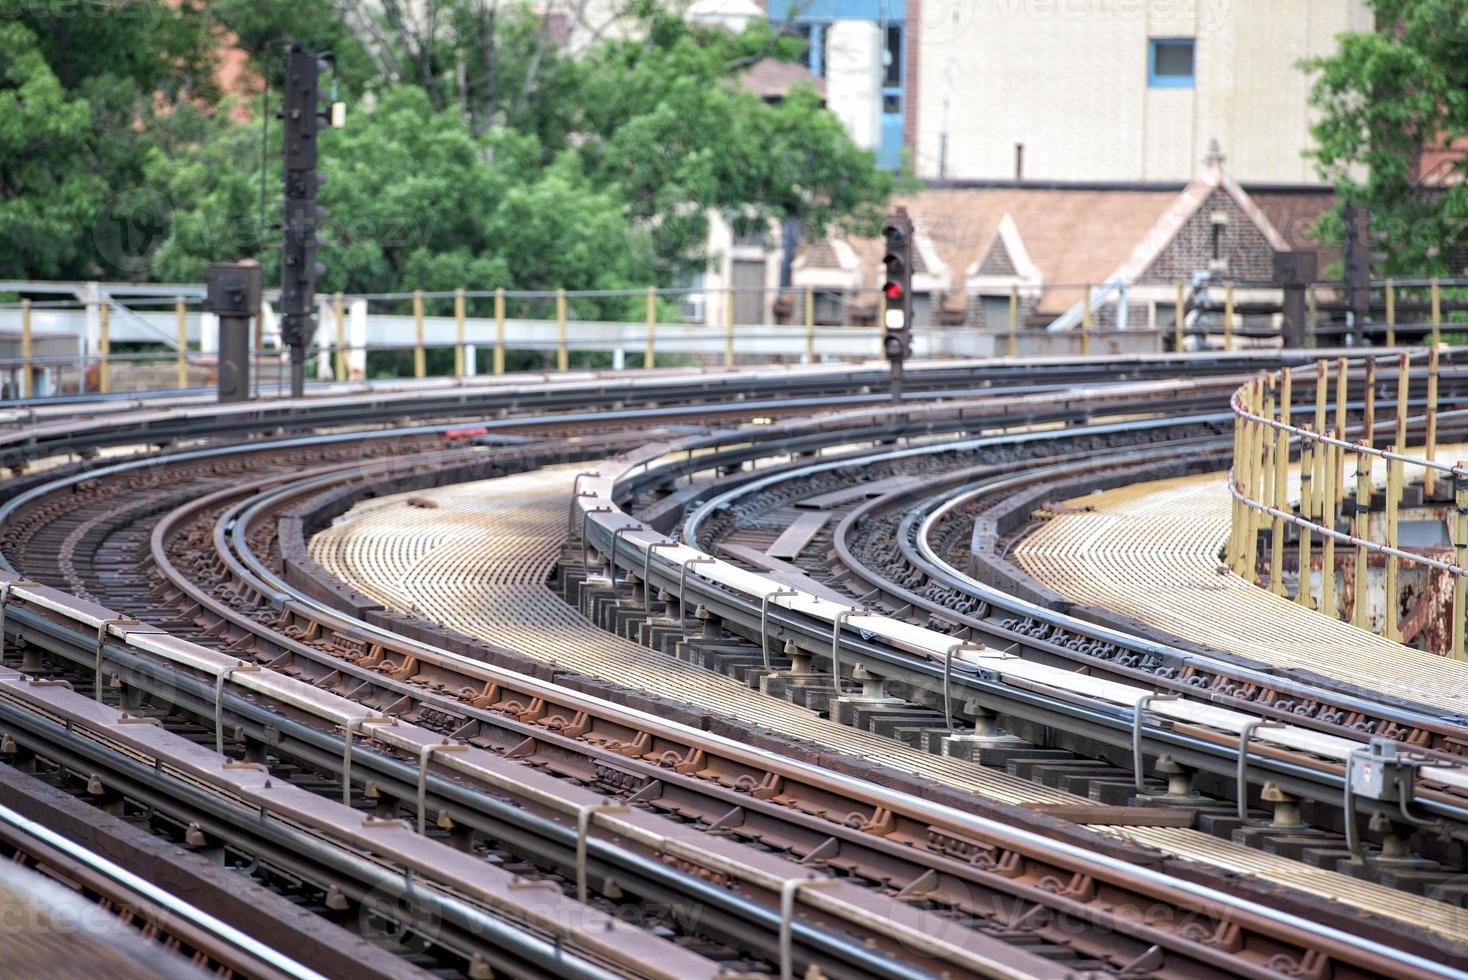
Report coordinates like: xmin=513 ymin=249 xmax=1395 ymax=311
xmin=787 ymin=22 xmax=831 ymax=77
xmin=883 ymin=25 xmax=902 ymax=87
xmin=1148 ymin=38 xmax=1195 ymax=88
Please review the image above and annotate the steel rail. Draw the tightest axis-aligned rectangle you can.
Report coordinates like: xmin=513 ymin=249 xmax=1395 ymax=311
xmin=139 ymin=426 xmax=1466 ymax=974
xmin=0 ymin=588 xmax=968 ymax=980
xmin=161 ymin=389 xmax=1465 ymax=972
xmin=0 ymin=675 xmax=635 ymax=980
xmin=0 ymin=354 xmax=1287 ymax=465
xmin=583 ymin=419 xmax=1468 ymax=831
xmin=0 ymin=799 xmax=326 ymax=980
xmin=633 ymin=397 xmax=1468 ymax=742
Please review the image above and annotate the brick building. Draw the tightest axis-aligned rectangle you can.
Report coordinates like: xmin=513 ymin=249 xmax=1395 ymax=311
xmin=764 ymin=0 xmax=1373 ymax=184
xmin=781 ymin=152 xmax=1338 ymax=343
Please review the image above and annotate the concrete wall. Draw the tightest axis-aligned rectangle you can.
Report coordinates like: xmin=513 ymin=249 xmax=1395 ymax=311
xmin=912 ymin=0 xmax=1373 ymax=183
xmin=825 ymin=20 xmax=883 ymax=151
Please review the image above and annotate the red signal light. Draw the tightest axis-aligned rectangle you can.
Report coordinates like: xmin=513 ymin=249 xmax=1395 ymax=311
xmin=883 ymin=281 xmax=904 ymax=301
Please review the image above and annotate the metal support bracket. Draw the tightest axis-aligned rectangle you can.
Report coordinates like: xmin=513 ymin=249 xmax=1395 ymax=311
xmin=342 ymin=715 xmax=394 ymax=807
xmin=944 ymin=642 xmax=986 ymax=734
xmin=1236 ymin=720 xmax=1285 ymax=822
xmin=565 ymin=473 xmax=600 ymax=533
xmin=608 ymin=524 xmax=644 ymax=585
xmin=1132 ymin=694 xmax=1181 ymax=792
xmin=214 ymin=662 xmax=261 ymax=757
xmin=94 ymin=617 xmax=139 ymax=703
xmin=576 ymin=803 xmax=630 ymax=904
xmin=580 ymin=506 xmax=613 ymax=572
xmin=830 ymin=609 xmax=869 ymax=697
xmin=779 ymin=876 xmax=840 ymax=980
xmin=643 ymin=541 xmax=681 ymax=613
xmin=678 ymin=558 xmax=717 ymax=632
xmin=760 ymin=589 xmax=800 ymax=672
xmin=0 ymin=579 xmax=37 ymax=656
xmin=417 ymin=741 xmax=469 ymax=835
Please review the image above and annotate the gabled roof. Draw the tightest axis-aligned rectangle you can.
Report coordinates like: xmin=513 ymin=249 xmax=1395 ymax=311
xmin=971 ymin=214 xmax=1041 ymax=283
xmin=1110 ymin=165 xmax=1290 ymax=284
xmin=794 ymin=172 xmax=1335 ymax=320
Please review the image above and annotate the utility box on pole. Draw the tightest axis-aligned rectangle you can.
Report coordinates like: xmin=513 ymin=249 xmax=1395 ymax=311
xmin=205 ymin=260 xmax=261 ymax=403
xmin=1273 ymin=251 xmax=1316 ymax=349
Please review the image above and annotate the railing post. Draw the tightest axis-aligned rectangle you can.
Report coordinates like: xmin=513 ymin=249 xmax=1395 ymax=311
xmin=1245 ymin=381 xmax=1264 ymax=580
xmin=1352 ymin=454 xmax=1371 ymax=630
xmin=98 ymin=302 xmax=111 ymax=394
xmin=1313 ymin=359 xmax=1328 ymax=435
xmin=1297 ymin=426 xmax=1314 ymax=609
xmin=1229 ymin=410 xmax=1244 ymax=573
xmin=1224 ymin=280 xmax=1235 ymax=352
xmin=1363 ymin=357 xmax=1376 ymax=448
xmin=334 ymin=292 xmax=347 ymax=381
xmin=175 ymin=296 xmax=188 ymax=390
xmin=412 ymin=289 xmax=426 ymax=378
xmin=1390 ymin=351 xmax=1407 ymax=457
xmin=1334 ymin=357 xmax=1348 ymax=443
xmin=1306 ymin=284 xmax=1318 ymax=347
xmin=1008 ymin=285 xmax=1019 ymax=357
xmin=1279 ymin=366 xmax=1292 ymax=429
xmin=1431 ymin=277 xmax=1442 ymax=347
xmin=494 ymin=288 xmax=506 ymax=375
xmin=1384 ymin=450 xmax=1401 ymax=642
xmin=556 ymin=288 xmax=568 ymax=372
xmin=646 ymin=287 xmax=657 ymax=369
xmin=724 ymin=288 xmax=735 ymax=368
xmin=1321 ymin=432 xmax=1339 ymax=619
xmin=1454 ymin=463 xmax=1467 ymax=660
xmin=1385 ymin=279 xmax=1396 ymax=347
xmin=1080 ymin=283 xmax=1091 ymax=355
xmin=454 ymin=288 xmax=466 ymax=378
xmin=1233 ymin=400 xmax=1253 ymax=574
xmin=1174 ymin=281 xmax=1184 ymax=353
xmin=804 ymin=286 xmax=815 ymax=364
xmin=20 ymin=299 xmax=32 ymax=400
xmin=1426 ymin=348 xmax=1441 ymax=496
xmin=1269 ymin=425 xmax=1288 ymax=597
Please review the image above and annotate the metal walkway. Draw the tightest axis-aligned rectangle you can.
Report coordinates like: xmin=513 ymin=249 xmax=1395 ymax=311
xmin=311 ymin=467 xmax=1075 ymax=806
xmin=309 ymin=467 xmax=1468 ymax=948
xmin=1013 ymin=470 xmax=1468 ymax=714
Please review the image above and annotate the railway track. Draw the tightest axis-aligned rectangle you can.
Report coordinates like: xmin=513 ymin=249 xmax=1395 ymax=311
xmin=2 ymin=353 xmax=1464 ymax=977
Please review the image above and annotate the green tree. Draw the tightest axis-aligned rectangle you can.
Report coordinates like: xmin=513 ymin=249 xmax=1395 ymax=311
xmin=0 ymin=21 xmax=108 ymax=278
xmin=1305 ymin=1 xmax=1468 ymax=274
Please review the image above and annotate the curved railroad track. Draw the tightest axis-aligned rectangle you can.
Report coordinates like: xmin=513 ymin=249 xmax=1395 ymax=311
xmin=2 ymin=354 xmax=1465 ymax=978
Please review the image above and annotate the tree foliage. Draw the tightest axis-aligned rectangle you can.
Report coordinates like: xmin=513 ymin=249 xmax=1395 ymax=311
xmin=1305 ymin=1 xmax=1468 ymax=274
xmin=2 ymin=0 xmax=895 ymax=293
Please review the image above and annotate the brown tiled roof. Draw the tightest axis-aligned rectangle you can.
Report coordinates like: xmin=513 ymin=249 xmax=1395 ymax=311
xmin=815 ymin=183 xmax=1340 ymax=318
xmin=841 ymin=188 xmax=1179 ymax=315
xmin=1250 ymin=190 xmax=1340 ymax=271
xmin=739 ymin=59 xmax=826 ymax=101
xmin=802 ymin=238 xmax=840 ymax=268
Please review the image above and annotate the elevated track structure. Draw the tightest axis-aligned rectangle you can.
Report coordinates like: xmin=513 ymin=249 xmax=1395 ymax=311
xmin=0 ymin=353 xmax=1465 ymax=978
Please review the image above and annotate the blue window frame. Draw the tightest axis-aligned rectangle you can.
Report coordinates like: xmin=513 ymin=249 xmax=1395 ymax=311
xmin=1148 ymin=38 xmax=1195 ymax=88
xmin=769 ymin=0 xmax=908 ymax=170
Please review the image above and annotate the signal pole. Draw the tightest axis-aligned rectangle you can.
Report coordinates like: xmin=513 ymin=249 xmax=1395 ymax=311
xmin=881 ymin=208 xmax=914 ymax=402
xmin=279 ymin=43 xmax=333 ymax=397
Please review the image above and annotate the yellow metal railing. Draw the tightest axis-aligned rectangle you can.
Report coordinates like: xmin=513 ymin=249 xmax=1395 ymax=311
xmin=1228 ymin=351 xmax=1466 ymax=656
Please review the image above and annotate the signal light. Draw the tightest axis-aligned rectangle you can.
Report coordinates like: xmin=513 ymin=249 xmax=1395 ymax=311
xmin=880 ymin=207 xmax=914 ymax=367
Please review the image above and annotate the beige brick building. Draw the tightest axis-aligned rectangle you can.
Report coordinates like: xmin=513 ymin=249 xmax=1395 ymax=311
xmin=912 ymin=0 xmax=1374 ymax=183
xmin=761 ymin=0 xmax=1371 ymax=182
